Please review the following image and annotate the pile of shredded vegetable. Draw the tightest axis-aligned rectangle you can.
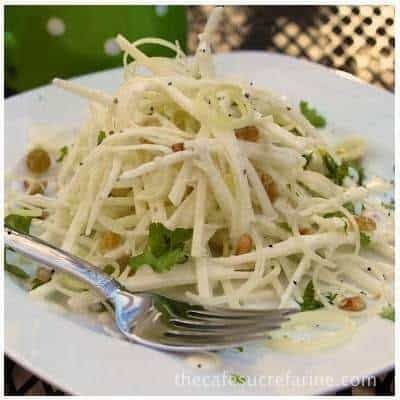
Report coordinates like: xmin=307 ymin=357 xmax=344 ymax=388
xmin=5 ymin=7 xmax=394 ymax=349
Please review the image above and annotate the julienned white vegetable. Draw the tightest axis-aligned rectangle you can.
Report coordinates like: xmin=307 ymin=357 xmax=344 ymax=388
xmin=6 ymin=7 xmax=393 ymax=352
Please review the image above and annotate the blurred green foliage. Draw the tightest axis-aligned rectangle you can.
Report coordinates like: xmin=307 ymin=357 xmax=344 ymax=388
xmin=5 ymin=5 xmax=187 ymax=92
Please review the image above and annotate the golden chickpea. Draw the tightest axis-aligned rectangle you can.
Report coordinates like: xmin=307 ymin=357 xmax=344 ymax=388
xmin=171 ymin=142 xmax=185 ymax=152
xmin=36 ymin=266 xmax=52 ymax=282
xmin=260 ymin=173 xmax=279 ymax=203
xmin=110 ymin=187 xmax=131 ymax=197
xmin=354 ymin=215 xmax=376 ymax=232
xmin=100 ymin=231 xmax=122 ymax=252
xmin=339 ymin=296 xmax=366 ymax=312
xmin=26 ymin=148 xmax=51 ymax=174
xmin=234 ymin=126 xmax=260 ymax=142
xmin=299 ymin=227 xmax=313 ymax=235
xmin=23 ymin=180 xmax=47 ymax=195
xmin=235 ymin=233 xmax=253 ymax=255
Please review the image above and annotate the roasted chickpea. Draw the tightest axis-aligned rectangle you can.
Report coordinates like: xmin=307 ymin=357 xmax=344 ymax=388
xmin=354 ymin=215 xmax=376 ymax=232
xmin=110 ymin=187 xmax=131 ymax=197
xmin=339 ymin=296 xmax=366 ymax=312
xmin=23 ymin=180 xmax=47 ymax=195
xmin=234 ymin=126 xmax=260 ymax=142
xmin=299 ymin=227 xmax=313 ymax=235
xmin=101 ymin=231 xmax=122 ymax=252
xmin=171 ymin=142 xmax=185 ymax=152
xmin=26 ymin=148 xmax=51 ymax=174
xmin=260 ymin=173 xmax=279 ymax=203
xmin=36 ymin=266 xmax=52 ymax=283
xmin=235 ymin=233 xmax=253 ymax=255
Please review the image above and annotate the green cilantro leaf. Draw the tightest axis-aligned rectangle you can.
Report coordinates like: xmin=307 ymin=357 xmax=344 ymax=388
xmin=31 ymin=278 xmax=46 ymax=290
xmin=128 ymin=223 xmax=193 ymax=273
xmin=299 ymin=101 xmax=326 ymax=128
xmin=236 ymin=346 xmax=244 ymax=352
xmin=346 ymin=160 xmax=365 ymax=186
xmin=230 ymin=374 xmax=246 ymax=384
xmin=343 ymin=202 xmax=356 ymax=214
xmin=321 ymin=152 xmax=345 ymax=185
xmin=382 ymin=200 xmax=395 ymax=211
xmin=302 ymin=152 xmax=313 ymax=169
xmin=320 ymin=151 xmax=365 ymax=186
xmin=297 ymin=281 xmax=324 ymax=311
xmin=379 ymin=305 xmax=394 ymax=322
xmin=360 ymin=232 xmax=371 ymax=248
xmin=97 ymin=130 xmax=106 ymax=145
xmin=56 ymin=145 xmax=68 ymax=162
xmin=277 ymin=222 xmax=292 ymax=232
xmin=5 ymin=262 xmax=30 ymax=279
xmin=323 ymin=211 xmax=343 ymax=218
xmin=103 ymin=264 xmax=115 ymax=275
xmin=325 ymin=292 xmax=338 ymax=305
xmin=4 ymin=247 xmax=29 ymax=280
xmin=5 ymin=214 xmax=33 ymax=234
xmin=153 ymin=294 xmax=202 ymax=320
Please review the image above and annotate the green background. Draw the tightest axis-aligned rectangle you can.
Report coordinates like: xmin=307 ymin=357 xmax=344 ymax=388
xmin=5 ymin=5 xmax=187 ymax=92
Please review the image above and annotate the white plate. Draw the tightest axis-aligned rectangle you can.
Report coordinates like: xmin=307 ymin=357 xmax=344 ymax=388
xmin=5 ymin=52 xmax=394 ymax=395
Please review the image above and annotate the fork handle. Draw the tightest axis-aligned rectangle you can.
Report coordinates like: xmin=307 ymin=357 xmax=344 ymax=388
xmin=5 ymin=227 xmax=122 ymax=300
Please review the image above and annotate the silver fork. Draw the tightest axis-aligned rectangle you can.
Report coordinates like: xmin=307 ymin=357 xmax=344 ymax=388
xmin=5 ymin=227 xmax=297 ymax=352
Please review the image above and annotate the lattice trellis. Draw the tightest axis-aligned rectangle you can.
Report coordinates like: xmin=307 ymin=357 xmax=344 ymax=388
xmin=188 ymin=5 xmax=394 ymax=91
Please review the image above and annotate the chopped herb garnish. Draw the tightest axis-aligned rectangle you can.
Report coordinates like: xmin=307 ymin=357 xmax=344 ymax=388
xmin=325 ymin=292 xmax=338 ymax=305
xmin=379 ymin=305 xmax=394 ymax=322
xmin=382 ymin=200 xmax=395 ymax=211
xmin=31 ymin=278 xmax=46 ymax=290
xmin=103 ymin=264 xmax=115 ymax=275
xmin=97 ymin=130 xmax=106 ymax=145
xmin=4 ymin=247 xmax=29 ymax=280
xmin=320 ymin=152 xmax=346 ymax=185
xmin=302 ymin=152 xmax=313 ymax=169
xmin=343 ymin=202 xmax=356 ymax=214
xmin=5 ymin=262 xmax=29 ymax=279
xmin=360 ymin=232 xmax=371 ymax=248
xmin=277 ymin=222 xmax=291 ymax=232
xmin=128 ymin=223 xmax=193 ymax=273
xmin=297 ymin=281 xmax=324 ymax=311
xmin=346 ymin=160 xmax=365 ymax=186
xmin=230 ymin=374 xmax=246 ymax=384
xmin=299 ymin=101 xmax=326 ymax=128
xmin=325 ymin=202 xmax=358 ymax=219
xmin=236 ymin=346 xmax=244 ymax=352
xmin=323 ymin=211 xmax=342 ymax=218
xmin=56 ymin=145 xmax=68 ymax=162
xmin=5 ymin=214 xmax=33 ymax=234
xmin=321 ymin=150 xmax=365 ymax=186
